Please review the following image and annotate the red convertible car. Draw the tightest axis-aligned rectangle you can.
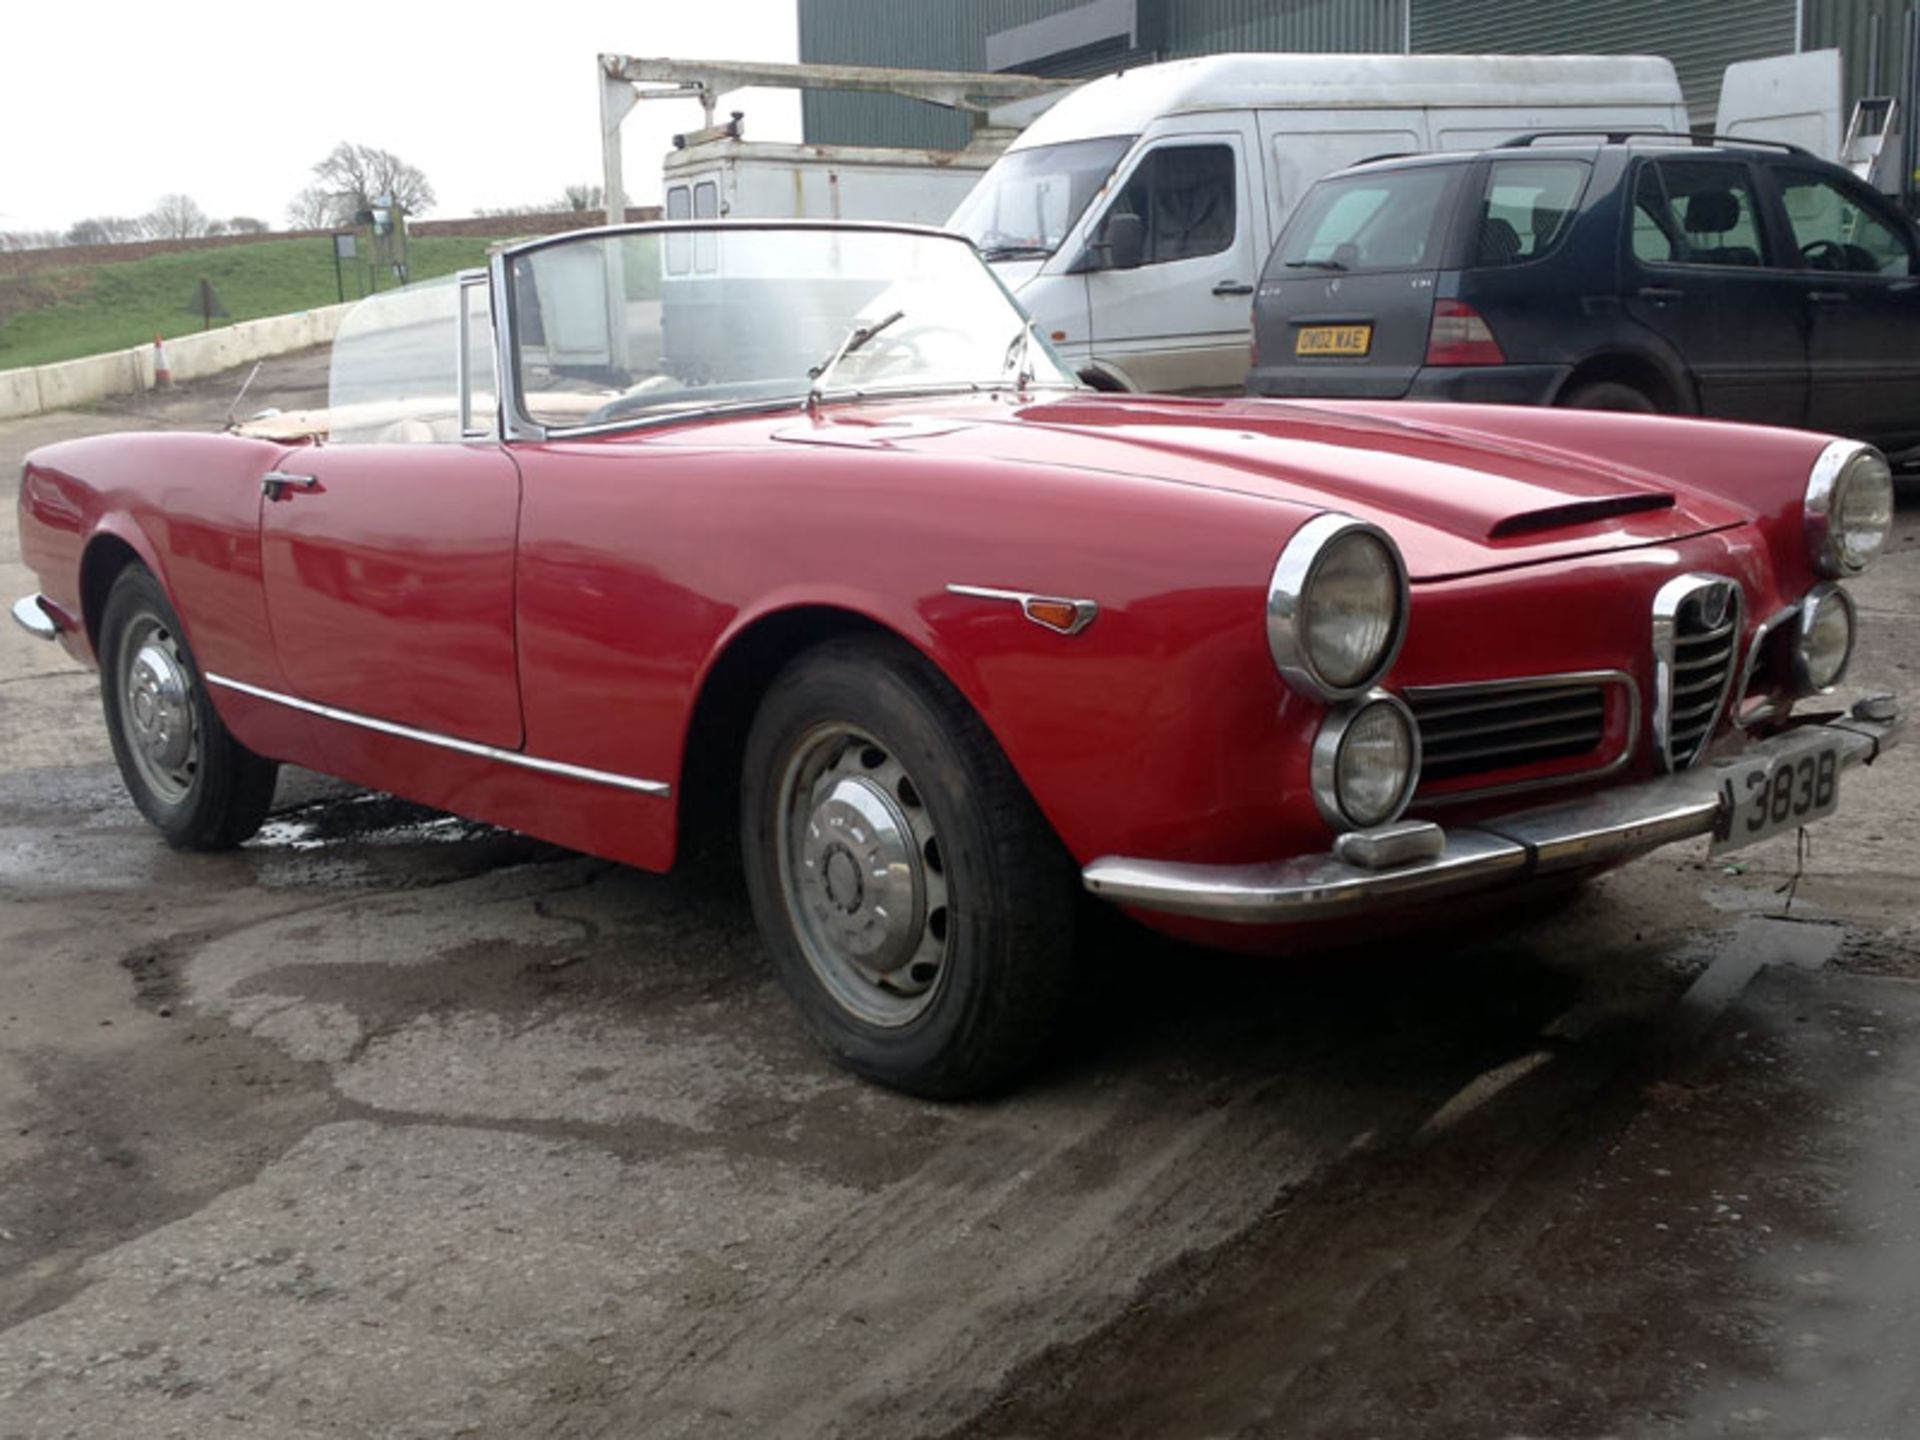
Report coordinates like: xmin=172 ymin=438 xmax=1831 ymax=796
xmin=12 ymin=221 xmax=1905 ymax=1095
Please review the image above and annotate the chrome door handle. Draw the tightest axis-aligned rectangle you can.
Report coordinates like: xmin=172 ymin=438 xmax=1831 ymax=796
xmin=1636 ymin=285 xmax=1684 ymax=303
xmin=1212 ymin=280 xmax=1255 ymax=296
xmin=261 ymin=470 xmax=319 ymax=500
xmin=1808 ymin=289 xmax=1850 ymax=305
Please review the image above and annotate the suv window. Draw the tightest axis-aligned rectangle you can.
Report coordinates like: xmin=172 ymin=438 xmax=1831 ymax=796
xmin=1474 ymin=158 xmax=1589 ymax=266
xmin=1633 ymin=160 xmax=1767 ymax=268
xmin=1104 ymin=144 xmax=1236 ymax=265
xmin=1776 ymin=168 xmax=1914 ymax=274
xmin=1271 ymin=165 xmax=1458 ymax=274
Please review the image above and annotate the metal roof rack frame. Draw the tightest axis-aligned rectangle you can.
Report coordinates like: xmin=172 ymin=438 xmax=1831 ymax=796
xmin=1497 ymin=130 xmax=1812 ymax=155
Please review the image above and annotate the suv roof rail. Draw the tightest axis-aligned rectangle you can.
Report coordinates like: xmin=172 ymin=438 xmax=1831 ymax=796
xmin=1498 ymin=129 xmax=1812 ymax=155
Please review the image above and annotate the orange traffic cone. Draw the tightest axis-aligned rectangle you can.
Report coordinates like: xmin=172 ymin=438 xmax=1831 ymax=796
xmin=152 ymin=334 xmax=172 ymax=389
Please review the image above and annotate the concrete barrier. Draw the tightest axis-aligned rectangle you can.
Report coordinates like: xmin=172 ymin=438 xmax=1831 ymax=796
xmin=0 ymin=301 xmax=356 ymax=421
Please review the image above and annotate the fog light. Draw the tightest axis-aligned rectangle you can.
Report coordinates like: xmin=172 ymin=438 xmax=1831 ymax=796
xmin=1794 ymin=584 xmax=1855 ymax=692
xmin=1312 ymin=691 xmax=1420 ymax=830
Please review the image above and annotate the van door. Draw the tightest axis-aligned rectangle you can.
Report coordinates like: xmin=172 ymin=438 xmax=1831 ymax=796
xmin=1081 ymin=117 xmax=1262 ymax=392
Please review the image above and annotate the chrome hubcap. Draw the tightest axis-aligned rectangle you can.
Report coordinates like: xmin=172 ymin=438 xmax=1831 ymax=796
xmin=119 ymin=617 xmax=199 ymax=803
xmin=778 ymin=727 xmax=949 ymax=1027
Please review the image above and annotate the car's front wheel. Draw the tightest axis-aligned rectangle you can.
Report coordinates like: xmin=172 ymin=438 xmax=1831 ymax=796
xmin=99 ymin=565 xmax=278 ymax=849
xmin=740 ymin=636 xmax=1076 ymax=1097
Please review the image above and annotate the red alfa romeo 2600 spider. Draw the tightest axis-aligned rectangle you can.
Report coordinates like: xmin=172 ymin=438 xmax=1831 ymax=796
xmin=13 ymin=222 xmax=1905 ymax=1094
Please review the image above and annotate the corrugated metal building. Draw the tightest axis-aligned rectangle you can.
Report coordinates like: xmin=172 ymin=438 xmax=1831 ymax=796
xmin=798 ymin=0 xmax=1918 ymax=146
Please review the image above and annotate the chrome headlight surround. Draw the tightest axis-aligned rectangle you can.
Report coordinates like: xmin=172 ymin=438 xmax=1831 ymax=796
xmin=1805 ymin=440 xmax=1894 ymax=578
xmin=1793 ymin=582 xmax=1856 ymax=693
xmin=1267 ymin=514 xmax=1410 ymax=701
xmin=1310 ymin=689 xmax=1422 ymax=831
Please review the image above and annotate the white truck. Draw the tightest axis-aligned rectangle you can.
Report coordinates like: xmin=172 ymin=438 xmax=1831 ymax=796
xmin=947 ymin=52 xmax=1695 ymax=393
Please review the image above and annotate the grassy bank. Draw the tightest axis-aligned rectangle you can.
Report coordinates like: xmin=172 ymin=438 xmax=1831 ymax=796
xmin=0 ymin=235 xmax=501 ymax=370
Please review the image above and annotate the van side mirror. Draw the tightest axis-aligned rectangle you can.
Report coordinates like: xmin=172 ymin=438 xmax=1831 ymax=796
xmin=1067 ymin=211 xmax=1147 ymax=274
xmin=1103 ymin=213 xmax=1146 ymax=271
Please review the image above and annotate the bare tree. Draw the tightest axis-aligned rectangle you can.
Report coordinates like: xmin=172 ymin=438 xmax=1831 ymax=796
xmin=0 ymin=229 xmax=61 ymax=253
xmin=285 ymin=186 xmax=334 ymax=230
xmin=147 ymin=193 xmax=210 ymax=239
xmin=562 ymin=183 xmax=604 ymax=213
xmin=293 ymin=142 xmax=435 ymax=228
xmin=65 ymin=215 xmax=150 ymax=245
xmin=225 ymin=216 xmax=269 ymax=235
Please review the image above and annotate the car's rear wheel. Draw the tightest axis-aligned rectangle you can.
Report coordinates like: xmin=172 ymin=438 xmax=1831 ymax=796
xmin=1559 ymin=379 xmax=1659 ymax=413
xmin=740 ymin=636 xmax=1076 ymax=1097
xmin=99 ymin=565 xmax=278 ymax=850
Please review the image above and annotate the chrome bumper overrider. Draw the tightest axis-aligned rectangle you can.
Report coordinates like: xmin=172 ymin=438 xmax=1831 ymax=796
xmin=1082 ymin=704 xmax=1904 ymax=924
xmin=11 ymin=594 xmax=59 ymax=641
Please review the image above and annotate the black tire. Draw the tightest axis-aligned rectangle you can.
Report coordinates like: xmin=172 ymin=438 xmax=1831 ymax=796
xmin=1558 ymin=379 xmax=1659 ymax=413
xmin=740 ymin=636 xmax=1076 ymax=1098
xmin=99 ymin=565 xmax=278 ymax=850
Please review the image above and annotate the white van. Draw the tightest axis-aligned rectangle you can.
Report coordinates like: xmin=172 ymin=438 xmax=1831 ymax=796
xmin=948 ymin=53 xmax=1690 ymax=393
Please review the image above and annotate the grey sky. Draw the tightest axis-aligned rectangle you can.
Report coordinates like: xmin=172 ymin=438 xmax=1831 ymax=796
xmin=0 ymin=0 xmax=803 ymax=233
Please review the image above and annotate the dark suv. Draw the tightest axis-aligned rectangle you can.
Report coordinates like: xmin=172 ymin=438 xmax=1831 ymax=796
xmin=1246 ymin=134 xmax=1920 ymax=452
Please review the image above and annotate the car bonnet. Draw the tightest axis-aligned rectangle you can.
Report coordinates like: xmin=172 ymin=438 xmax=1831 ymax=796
xmin=827 ymin=394 xmax=1750 ymax=582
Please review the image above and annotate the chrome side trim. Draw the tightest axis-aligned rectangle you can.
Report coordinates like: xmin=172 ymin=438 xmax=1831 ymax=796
xmin=1403 ymin=668 xmax=1640 ymax=805
xmin=1652 ymin=573 xmax=1742 ymax=772
xmin=11 ymin=594 xmax=58 ymax=641
xmin=1083 ymin=708 xmax=1902 ymax=925
xmin=1266 ymin=513 xmax=1409 ymax=702
xmin=946 ymin=583 xmax=1098 ymax=636
xmin=203 ymin=674 xmax=672 ymax=797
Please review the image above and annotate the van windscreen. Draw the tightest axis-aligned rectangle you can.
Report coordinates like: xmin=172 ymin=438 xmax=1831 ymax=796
xmin=950 ymin=136 xmax=1134 ymax=261
xmin=1269 ymin=166 xmax=1460 ymax=276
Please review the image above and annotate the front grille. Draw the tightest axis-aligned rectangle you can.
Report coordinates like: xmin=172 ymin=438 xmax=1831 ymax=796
xmin=1408 ymin=677 xmax=1613 ymax=786
xmin=1658 ymin=577 xmax=1742 ymax=769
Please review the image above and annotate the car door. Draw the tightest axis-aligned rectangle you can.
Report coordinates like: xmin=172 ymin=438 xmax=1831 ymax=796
xmin=257 ymin=275 xmax=525 ymax=750
xmin=1082 ymin=121 xmax=1261 ymax=393
xmin=1621 ymin=157 xmax=1808 ymax=426
xmin=1766 ymin=163 xmax=1920 ymax=448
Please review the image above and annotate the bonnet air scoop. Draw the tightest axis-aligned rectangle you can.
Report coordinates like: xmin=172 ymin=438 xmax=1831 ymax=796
xmin=1486 ymin=491 xmax=1676 ymax=540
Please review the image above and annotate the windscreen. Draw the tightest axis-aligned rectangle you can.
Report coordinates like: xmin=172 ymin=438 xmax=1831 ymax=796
xmin=504 ymin=226 xmax=1078 ymax=431
xmin=948 ymin=136 xmax=1133 ymax=260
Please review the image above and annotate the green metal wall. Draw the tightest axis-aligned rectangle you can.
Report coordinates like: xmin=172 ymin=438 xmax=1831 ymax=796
xmin=1410 ymin=0 xmax=1797 ymax=125
xmin=798 ymin=0 xmax=1825 ymax=145
xmin=797 ymin=0 xmax=1405 ymax=148
xmin=1804 ymin=0 xmax=1915 ymax=113
xmin=799 ymin=1 xmax=1092 ymax=151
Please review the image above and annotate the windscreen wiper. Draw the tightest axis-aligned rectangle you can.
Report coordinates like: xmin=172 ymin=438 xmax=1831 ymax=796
xmin=979 ymin=244 xmax=1054 ymax=261
xmin=1283 ymin=258 xmax=1348 ymax=271
xmin=807 ymin=310 xmax=906 ymax=412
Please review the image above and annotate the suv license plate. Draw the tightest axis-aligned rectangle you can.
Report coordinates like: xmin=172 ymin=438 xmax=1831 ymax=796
xmin=1708 ymin=736 xmax=1843 ymax=856
xmin=1295 ymin=324 xmax=1372 ymax=357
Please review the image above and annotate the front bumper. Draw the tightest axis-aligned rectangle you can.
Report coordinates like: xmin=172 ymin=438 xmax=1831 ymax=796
xmin=1082 ymin=705 xmax=1902 ymax=924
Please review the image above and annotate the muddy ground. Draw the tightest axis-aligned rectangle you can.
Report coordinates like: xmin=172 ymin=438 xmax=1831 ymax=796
xmin=2 ymin=358 xmax=1918 ymax=1439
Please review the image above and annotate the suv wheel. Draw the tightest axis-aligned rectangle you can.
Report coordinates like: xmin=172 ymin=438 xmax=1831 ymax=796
xmin=1559 ymin=380 xmax=1658 ymax=413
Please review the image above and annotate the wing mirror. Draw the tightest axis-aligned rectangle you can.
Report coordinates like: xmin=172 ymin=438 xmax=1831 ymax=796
xmin=1072 ymin=212 xmax=1146 ymax=273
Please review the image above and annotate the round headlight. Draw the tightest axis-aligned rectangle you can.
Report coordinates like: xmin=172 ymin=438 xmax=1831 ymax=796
xmin=1312 ymin=691 xmax=1420 ymax=831
xmin=1269 ymin=515 xmax=1409 ymax=699
xmin=1794 ymin=583 xmax=1856 ymax=692
xmin=1807 ymin=442 xmax=1894 ymax=577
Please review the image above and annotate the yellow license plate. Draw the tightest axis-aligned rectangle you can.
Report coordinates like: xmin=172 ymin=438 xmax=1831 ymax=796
xmin=1295 ymin=325 xmax=1372 ymax=357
